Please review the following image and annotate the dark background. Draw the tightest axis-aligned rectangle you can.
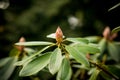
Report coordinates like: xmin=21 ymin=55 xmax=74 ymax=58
xmin=0 ymin=0 xmax=120 ymax=58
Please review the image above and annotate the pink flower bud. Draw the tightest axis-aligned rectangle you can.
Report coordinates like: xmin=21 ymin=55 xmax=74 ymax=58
xmin=19 ymin=37 xmax=26 ymax=42
xmin=103 ymin=26 xmax=117 ymax=41
xmin=103 ymin=26 xmax=110 ymax=40
xmin=16 ymin=37 xmax=25 ymax=51
xmin=55 ymin=27 xmax=63 ymax=44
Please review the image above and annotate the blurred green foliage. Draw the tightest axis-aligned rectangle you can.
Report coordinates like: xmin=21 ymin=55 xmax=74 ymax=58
xmin=0 ymin=0 xmax=120 ymax=57
xmin=0 ymin=0 xmax=120 ymax=80
xmin=0 ymin=26 xmax=120 ymax=80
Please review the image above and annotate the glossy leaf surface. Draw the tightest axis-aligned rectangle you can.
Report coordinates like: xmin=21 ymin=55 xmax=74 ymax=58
xmin=66 ymin=38 xmax=89 ymax=44
xmin=57 ymin=58 xmax=72 ymax=80
xmin=15 ymin=46 xmax=51 ymax=66
xmin=108 ymin=42 xmax=120 ymax=62
xmin=19 ymin=52 xmax=51 ymax=76
xmin=65 ymin=46 xmax=89 ymax=67
xmin=89 ymin=69 xmax=100 ymax=80
xmin=73 ymin=44 xmax=100 ymax=54
xmin=98 ymin=38 xmax=107 ymax=54
xmin=15 ymin=41 xmax=54 ymax=46
xmin=85 ymin=36 xmax=101 ymax=42
xmin=49 ymin=48 xmax=63 ymax=74
xmin=0 ymin=57 xmax=17 ymax=80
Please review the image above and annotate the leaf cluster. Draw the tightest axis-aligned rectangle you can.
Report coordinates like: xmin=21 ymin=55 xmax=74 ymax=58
xmin=0 ymin=27 xmax=120 ymax=80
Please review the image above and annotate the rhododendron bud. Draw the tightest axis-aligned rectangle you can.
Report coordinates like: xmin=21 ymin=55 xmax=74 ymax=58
xmin=16 ymin=37 xmax=25 ymax=51
xmin=103 ymin=26 xmax=110 ymax=40
xmin=19 ymin=37 xmax=25 ymax=42
xmin=55 ymin=27 xmax=63 ymax=44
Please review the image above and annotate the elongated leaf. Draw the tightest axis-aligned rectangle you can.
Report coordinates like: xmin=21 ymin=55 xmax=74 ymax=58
xmin=85 ymin=36 xmax=101 ymax=42
xmin=24 ymin=47 xmax=36 ymax=56
xmin=47 ymin=33 xmax=65 ymax=39
xmin=15 ymin=46 xmax=51 ymax=66
xmin=66 ymin=38 xmax=89 ymax=44
xmin=0 ymin=57 xmax=17 ymax=80
xmin=0 ymin=57 xmax=12 ymax=67
xmin=57 ymin=58 xmax=72 ymax=80
xmin=108 ymin=42 xmax=120 ymax=62
xmin=89 ymin=69 xmax=100 ymax=80
xmin=73 ymin=44 xmax=100 ymax=54
xmin=108 ymin=3 xmax=120 ymax=11
xmin=65 ymin=46 xmax=89 ymax=67
xmin=19 ymin=52 xmax=51 ymax=76
xmin=15 ymin=41 xmax=54 ymax=46
xmin=49 ymin=48 xmax=63 ymax=74
xmin=112 ymin=26 xmax=120 ymax=33
xmin=24 ymin=48 xmax=35 ymax=53
xmin=9 ymin=66 xmax=22 ymax=80
xmin=98 ymin=38 xmax=107 ymax=54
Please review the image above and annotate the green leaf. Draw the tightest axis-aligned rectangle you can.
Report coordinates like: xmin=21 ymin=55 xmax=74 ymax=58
xmin=15 ymin=46 xmax=51 ymax=66
xmin=0 ymin=57 xmax=18 ymax=80
xmin=112 ymin=26 xmax=120 ymax=33
xmin=65 ymin=46 xmax=89 ymax=67
xmin=9 ymin=48 xmax=20 ymax=57
xmin=85 ymin=36 xmax=101 ymax=42
xmin=98 ymin=38 xmax=107 ymax=54
xmin=9 ymin=66 xmax=22 ymax=80
xmin=89 ymin=68 xmax=100 ymax=80
xmin=57 ymin=58 xmax=72 ymax=80
xmin=19 ymin=52 xmax=51 ymax=76
xmin=47 ymin=33 xmax=65 ymax=39
xmin=108 ymin=3 xmax=120 ymax=11
xmin=73 ymin=44 xmax=100 ymax=54
xmin=47 ymin=33 xmax=56 ymax=39
xmin=48 ymin=48 xmax=63 ymax=75
xmin=108 ymin=42 xmax=120 ymax=62
xmin=0 ymin=57 xmax=12 ymax=67
xmin=24 ymin=47 xmax=36 ymax=55
xmin=66 ymin=38 xmax=89 ymax=44
xmin=15 ymin=41 xmax=54 ymax=46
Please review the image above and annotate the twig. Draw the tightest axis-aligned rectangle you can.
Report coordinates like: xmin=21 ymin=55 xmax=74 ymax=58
xmin=89 ymin=61 xmax=119 ymax=80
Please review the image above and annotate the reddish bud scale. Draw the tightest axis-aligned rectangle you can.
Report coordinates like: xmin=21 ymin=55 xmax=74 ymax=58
xmin=103 ymin=26 xmax=111 ymax=40
xmin=103 ymin=26 xmax=117 ymax=41
xmin=19 ymin=37 xmax=25 ymax=42
xmin=16 ymin=37 xmax=25 ymax=51
xmin=55 ymin=27 xmax=63 ymax=44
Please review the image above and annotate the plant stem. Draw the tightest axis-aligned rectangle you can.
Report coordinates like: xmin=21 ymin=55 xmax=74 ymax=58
xmin=89 ymin=61 xmax=119 ymax=80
